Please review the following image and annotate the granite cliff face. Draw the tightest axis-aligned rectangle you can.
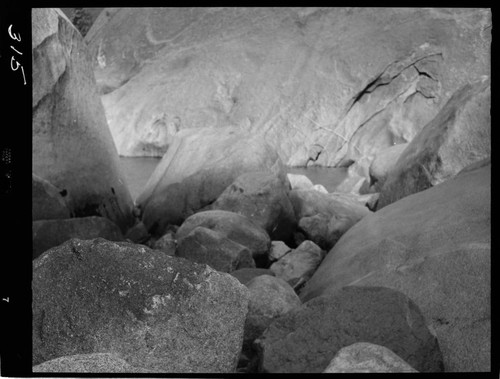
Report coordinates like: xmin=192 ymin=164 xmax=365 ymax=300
xmin=86 ymin=7 xmax=490 ymax=175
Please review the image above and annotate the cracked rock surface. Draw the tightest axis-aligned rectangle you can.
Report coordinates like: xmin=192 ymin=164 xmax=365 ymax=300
xmin=86 ymin=7 xmax=490 ymax=173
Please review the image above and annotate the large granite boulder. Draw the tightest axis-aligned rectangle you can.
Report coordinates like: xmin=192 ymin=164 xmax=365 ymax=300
xmin=32 ymin=216 xmax=124 ymax=259
xmin=269 ymin=240 xmax=324 ymax=290
xmin=32 ymin=8 xmax=134 ymax=232
xmin=33 ymin=353 xmax=154 ymax=373
xmin=378 ymin=78 xmax=490 ymax=209
xmin=300 ymin=162 xmax=490 ymax=372
xmin=136 ymin=127 xmax=285 ymax=236
xmin=212 ymin=171 xmax=296 ymax=242
xmin=230 ymin=268 xmax=275 ymax=285
xmin=32 ymin=174 xmax=71 ymax=221
xmin=323 ymin=343 xmax=418 ymax=373
xmin=255 ymin=286 xmax=443 ymax=373
xmin=244 ymin=275 xmax=301 ymax=344
xmin=177 ymin=226 xmax=255 ymax=272
xmin=86 ymin=8 xmax=490 ymax=176
xmin=289 ymin=189 xmax=371 ymax=250
xmin=176 ymin=210 xmax=271 ymax=264
xmin=33 ymin=238 xmax=250 ymax=373
xmin=368 ymin=143 xmax=409 ymax=191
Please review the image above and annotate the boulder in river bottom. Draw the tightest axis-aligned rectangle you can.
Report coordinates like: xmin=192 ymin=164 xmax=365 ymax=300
xmin=33 ymin=238 xmax=250 ymax=373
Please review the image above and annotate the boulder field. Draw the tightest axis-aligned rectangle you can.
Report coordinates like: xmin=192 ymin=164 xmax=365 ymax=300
xmin=30 ymin=7 xmax=490 ymax=374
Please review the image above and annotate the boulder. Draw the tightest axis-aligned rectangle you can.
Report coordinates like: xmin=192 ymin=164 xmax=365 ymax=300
xmin=136 ymin=126 xmax=285 ymax=236
xmin=86 ymin=8 xmax=490 ymax=172
xmin=245 ymin=275 xmax=301 ymax=344
xmin=176 ymin=210 xmax=271 ymax=264
xmin=289 ymin=189 xmax=371 ymax=250
xmin=33 ymin=238 xmax=249 ymax=372
xmin=323 ymin=343 xmax=418 ymax=373
xmin=151 ymin=231 xmax=176 ymax=256
xmin=329 ymin=192 xmax=380 ymax=211
xmin=32 ymin=216 xmax=124 ymax=259
xmin=32 ymin=353 xmax=154 ymax=373
xmin=32 ymin=8 xmax=134 ymax=232
xmin=230 ymin=268 xmax=275 ymax=286
xmin=212 ymin=171 xmax=296 ymax=242
xmin=269 ymin=240 xmax=324 ymax=289
xmin=287 ymin=173 xmax=314 ymax=190
xmin=268 ymin=241 xmax=292 ymax=262
xmin=378 ymin=78 xmax=490 ymax=209
xmin=369 ymin=143 xmax=409 ymax=191
xmin=312 ymin=184 xmax=328 ymax=194
xmin=300 ymin=162 xmax=490 ymax=372
xmin=177 ymin=227 xmax=255 ymax=273
xmin=255 ymin=286 xmax=443 ymax=373
xmin=32 ymin=174 xmax=71 ymax=221
xmin=124 ymin=221 xmax=150 ymax=244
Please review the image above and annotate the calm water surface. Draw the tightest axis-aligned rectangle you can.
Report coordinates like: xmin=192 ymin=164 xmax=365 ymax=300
xmin=119 ymin=157 xmax=348 ymax=202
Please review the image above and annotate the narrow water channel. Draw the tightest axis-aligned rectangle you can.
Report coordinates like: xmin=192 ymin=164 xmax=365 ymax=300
xmin=119 ymin=157 xmax=349 ymax=202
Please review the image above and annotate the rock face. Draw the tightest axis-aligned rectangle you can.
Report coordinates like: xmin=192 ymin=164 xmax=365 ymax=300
xmin=245 ymin=275 xmax=301 ymax=343
xmin=32 ymin=174 xmax=71 ymax=221
xmin=269 ymin=240 xmax=324 ymax=288
xmin=86 ymin=8 xmax=489 ymax=178
xmin=177 ymin=227 xmax=255 ymax=272
xmin=136 ymin=127 xmax=285 ymax=236
xmin=32 ymin=8 xmax=134 ymax=232
xmin=212 ymin=171 xmax=296 ymax=242
xmin=176 ymin=210 xmax=271 ymax=263
xmin=32 ymin=216 xmax=124 ymax=259
xmin=255 ymin=286 xmax=443 ymax=373
xmin=33 ymin=238 xmax=250 ymax=373
xmin=378 ymin=78 xmax=490 ymax=208
xmin=369 ymin=143 xmax=409 ymax=191
xmin=300 ymin=162 xmax=490 ymax=372
xmin=289 ymin=189 xmax=371 ymax=250
xmin=323 ymin=343 xmax=418 ymax=373
xmin=32 ymin=353 xmax=154 ymax=373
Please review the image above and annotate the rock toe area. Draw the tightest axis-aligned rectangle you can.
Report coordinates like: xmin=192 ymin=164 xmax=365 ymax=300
xmin=33 ymin=238 xmax=249 ymax=373
xmin=32 ymin=8 xmax=135 ymax=232
xmin=255 ymin=286 xmax=443 ymax=373
xmin=32 ymin=216 xmax=124 ymax=259
xmin=300 ymin=162 xmax=490 ymax=372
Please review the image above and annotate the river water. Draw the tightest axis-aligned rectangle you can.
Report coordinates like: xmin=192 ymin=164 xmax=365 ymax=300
xmin=119 ymin=157 xmax=348 ymax=202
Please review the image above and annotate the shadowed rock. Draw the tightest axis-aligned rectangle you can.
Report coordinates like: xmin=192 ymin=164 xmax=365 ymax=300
xmin=300 ymin=162 xmax=490 ymax=372
xmin=255 ymin=286 xmax=443 ymax=373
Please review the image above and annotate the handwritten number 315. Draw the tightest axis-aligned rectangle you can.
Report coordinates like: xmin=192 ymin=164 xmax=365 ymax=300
xmin=8 ymin=24 xmax=26 ymax=85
